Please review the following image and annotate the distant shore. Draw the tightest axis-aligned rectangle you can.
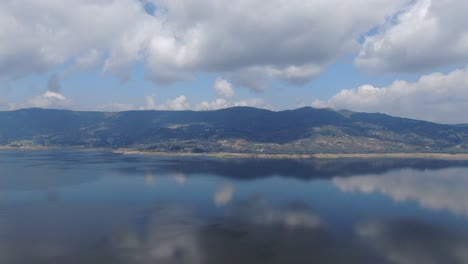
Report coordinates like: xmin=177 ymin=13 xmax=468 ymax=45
xmin=3 ymin=146 xmax=468 ymax=160
xmin=114 ymin=149 xmax=468 ymax=160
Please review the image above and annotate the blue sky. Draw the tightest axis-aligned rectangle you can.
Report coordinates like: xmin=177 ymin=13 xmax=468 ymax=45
xmin=4 ymin=58 xmax=421 ymax=111
xmin=1 ymin=0 xmax=468 ymax=123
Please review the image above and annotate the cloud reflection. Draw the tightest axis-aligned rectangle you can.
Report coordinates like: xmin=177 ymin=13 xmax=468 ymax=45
xmin=171 ymin=173 xmax=187 ymax=185
xmin=333 ymin=168 xmax=468 ymax=217
xmin=110 ymin=205 xmax=202 ymax=264
xmin=107 ymin=198 xmax=369 ymax=264
xmin=227 ymin=196 xmax=322 ymax=229
xmin=213 ymin=184 xmax=235 ymax=206
xmin=4 ymin=195 xmax=466 ymax=264
xmin=144 ymin=172 xmax=157 ymax=186
xmin=357 ymin=219 xmax=468 ymax=264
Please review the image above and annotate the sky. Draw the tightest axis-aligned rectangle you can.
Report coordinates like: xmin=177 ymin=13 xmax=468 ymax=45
xmin=1 ymin=0 xmax=468 ymax=124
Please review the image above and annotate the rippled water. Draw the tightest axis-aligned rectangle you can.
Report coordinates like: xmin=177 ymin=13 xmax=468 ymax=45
xmin=1 ymin=150 xmax=468 ymax=263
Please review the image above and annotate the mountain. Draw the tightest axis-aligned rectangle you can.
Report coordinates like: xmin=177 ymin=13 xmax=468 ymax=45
xmin=1 ymin=107 xmax=468 ymax=154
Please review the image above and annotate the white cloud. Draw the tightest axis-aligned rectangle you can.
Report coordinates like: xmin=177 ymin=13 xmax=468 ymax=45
xmin=0 ymin=0 xmax=146 ymax=79
xmin=334 ymin=167 xmax=468 ymax=218
xmin=356 ymin=0 xmax=468 ymax=72
xmin=0 ymin=0 xmax=406 ymax=90
xmin=152 ymin=95 xmax=266 ymax=111
xmin=43 ymin=91 xmax=66 ymax=101
xmin=144 ymin=94 xmax=230 ymax=111
xmin=313 ymin=67 xmax=468 ymax=123
xmin=233 ymin=98 xmax=266 ymax=108
xmin=144 ymin=95 xmax=156 ymax=110
xmin=157 ymin=95 xmax=191 ymax=111
xmin=193 ymin=98 xmax=230 ymax=111
xmin=264 ymin=64 xmax=324 ymax=85
xmin=214 ymin=78 xmax=235 ymax=98
xmin=49 ymin=94 xmax=267 ymax=112
xmin=26 ymin=91 xmax=70 ymax=109
xmin=73 ymin=50 xmax=102 ymax=71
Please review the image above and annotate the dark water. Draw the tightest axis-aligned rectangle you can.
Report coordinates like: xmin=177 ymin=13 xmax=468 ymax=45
xmin=1 ymin=150 xmax=468 ymax=264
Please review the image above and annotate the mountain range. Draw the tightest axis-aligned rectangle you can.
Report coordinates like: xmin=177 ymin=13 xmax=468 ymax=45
xmin=1 ymin=107 xmax=467 ymax=154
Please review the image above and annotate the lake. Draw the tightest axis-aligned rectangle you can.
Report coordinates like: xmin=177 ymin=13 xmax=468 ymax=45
xmin=1 ymin=150 xmax=468 ymax=263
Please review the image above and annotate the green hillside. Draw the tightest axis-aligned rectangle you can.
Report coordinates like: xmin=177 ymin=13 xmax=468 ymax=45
xmin=1 ymin=107 xmax=467 ymax=154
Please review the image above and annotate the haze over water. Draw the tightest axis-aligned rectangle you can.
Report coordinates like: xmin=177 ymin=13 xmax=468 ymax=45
xmin=1 ymin=150 xmax=468 ymax=264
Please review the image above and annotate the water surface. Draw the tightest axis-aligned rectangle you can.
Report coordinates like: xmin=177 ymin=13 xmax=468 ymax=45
xmin=1 ymin=150 xmax=468 ymax=263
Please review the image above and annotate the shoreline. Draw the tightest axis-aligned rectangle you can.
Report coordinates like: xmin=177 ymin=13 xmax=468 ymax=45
xmin=114 ymin=149 xmax=468 ymax=160
xmin=3 ymin=146 xmax=468 ymax=160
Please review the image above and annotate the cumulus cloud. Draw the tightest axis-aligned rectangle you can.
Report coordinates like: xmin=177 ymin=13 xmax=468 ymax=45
xmin=79 ymin=94 xmax=266 ymax=113
xmin=214 ymin=78 xmax=235 ymax=98
xmin=0 ymin=0 xmax=405 ymax=90
xmin=313 ymin=67 xmax=468 ymax=123
xmin=233 ymin=98 xmax=266 ymax=108
xmin=0 ymin=0 xmax=144 ymax=79
xmin=265 ymin=64 xmax=324 ymax=85
xmin=73 ymin=50 xmax=102 ymax=71
xmin=158 ymin=96 xmax=192 ymax=111
xmin=193 ymin=98 xmax=230 ymax=111
xmin=333 ymin=167 xmax=468 ymax=218
xmin=144 ymin=95 xmax=266 ymax=111
xmin=137 ymin=0 xmax=405 ymax=88
xmin=26 ymin=91 xmax=70 ymax=109
xmin=356 ymin=0 xmax=468 ymax=72
xmin=144 ymin=95 xmax=156 ymax=110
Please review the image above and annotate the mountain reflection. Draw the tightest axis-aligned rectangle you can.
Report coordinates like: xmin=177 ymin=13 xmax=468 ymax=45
xmin=334 ymin=167 xmax=468 ymax=217
xmin=122 ymin=158 xmax=468 ymax=181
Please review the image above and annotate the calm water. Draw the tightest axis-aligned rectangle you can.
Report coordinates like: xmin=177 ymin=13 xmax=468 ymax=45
xmin=1 ymin=150 xmax=468 ymax=264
